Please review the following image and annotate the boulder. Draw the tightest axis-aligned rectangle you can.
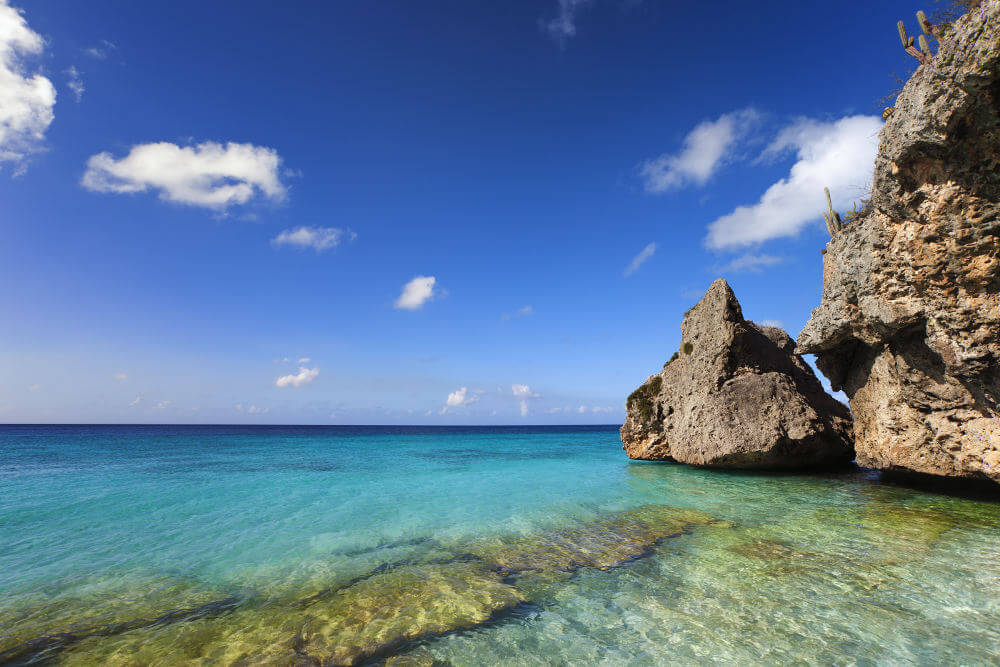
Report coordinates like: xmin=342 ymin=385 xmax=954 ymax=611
xmin=621 ymin=279 xmax=853 ymax=468
xmin=796 ymin=1 xmax=1000 ymax=482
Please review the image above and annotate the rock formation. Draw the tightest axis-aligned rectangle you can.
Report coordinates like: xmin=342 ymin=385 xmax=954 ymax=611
xmin=796 ymin=1 xmax=1000 ymax=482
xmin=621 ymin=279 xmax=853 ymax=468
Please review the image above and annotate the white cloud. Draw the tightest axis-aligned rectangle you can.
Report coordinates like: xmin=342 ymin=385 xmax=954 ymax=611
xmin=27 ymin=383 xmax=39 ymax=392
xmin=81 ymin=141 xmax=287 ymax=210
xmin=640 ymin=109 xmax=759 ymax=192
xmin=0 ymin=0 xmax=56 ymax=171
xmin=65 ymin=66 xmax=83 ymax=102
xmin=442 ymin=386 xmax=480 ymax=413
xmin=395 ymin=275 xmax=436 ymax=310
xmin=705 ymin=115 xmax=882 ymax=249
xmin=758 ymin=319 xmax=784 ymax=329
xmin=544 ymin=0 xmax=591 ymax=44
xmin=623 ymin=242 xmax=656 ymax=277
xmin=114 ymin=372 xmax=127 ymax=381
xmin=129 ymin=395 xmax=141 ymax=407
xmin=298 ymin=357 xmax=310 ymax=364
xmin=275 ymin=366 xmax=319 ymax=388
xmin=716 ymin=253 xmax=784 ymax=274
xmin=271 ymin=226 xmax=355 ymax=252
xmin=84 ymin=40 xmax=115 ymax=60
xmin=236 ymin=403 xmax=268 ymax=415
xmin=512 ymin=384 xmax=540 ymax=417
xmin=577 ymin=405 xmax=587 ymax=414
xmin=154 ymin=399 xmax=171 ymax=410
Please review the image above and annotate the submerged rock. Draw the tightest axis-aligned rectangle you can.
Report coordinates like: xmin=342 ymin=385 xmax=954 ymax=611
xmin=796 ymin=1 xmax=1000 ymax=482
xmin=621 ymin=279 xmax=853 ymax=468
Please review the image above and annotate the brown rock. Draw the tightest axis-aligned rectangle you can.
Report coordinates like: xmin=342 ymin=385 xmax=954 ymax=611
xmin=796 ymin=1 xmax=1000 ymax=482
xmin=621 ymin=279 xmax=853 ymax=469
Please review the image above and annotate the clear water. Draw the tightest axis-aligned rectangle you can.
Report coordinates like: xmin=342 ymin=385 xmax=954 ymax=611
xmin=2 ymin=425 xmax=1000 ymax=665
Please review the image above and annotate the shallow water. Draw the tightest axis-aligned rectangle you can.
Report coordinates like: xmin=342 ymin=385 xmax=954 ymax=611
xmin=2 ymin=425 xmax=999 ymax=664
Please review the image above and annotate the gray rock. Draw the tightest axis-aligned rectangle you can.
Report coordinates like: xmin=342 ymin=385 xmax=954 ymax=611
xmin=621 ymin=279 xmax=853 ymax=469
xmin=796 ymin=1 xmax=1000 ymax=482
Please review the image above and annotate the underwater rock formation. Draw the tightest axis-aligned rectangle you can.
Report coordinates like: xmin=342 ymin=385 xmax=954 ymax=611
xmin=621 ymin=279 xmax=853 ymax=468
xmin=796 ymin=1 xmax=1000 ymax=482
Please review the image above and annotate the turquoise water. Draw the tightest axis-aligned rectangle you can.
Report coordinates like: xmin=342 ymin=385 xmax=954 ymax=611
xmin=2 ymin=425 xmax=1000 ymax=665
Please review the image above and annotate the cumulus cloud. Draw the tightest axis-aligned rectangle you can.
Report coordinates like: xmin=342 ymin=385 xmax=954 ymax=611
xmin=640 ymin=109 xmax=759 ymax=192
xmin=395 ymin=276 xmax=436 ymax=310
xmin=623 ymin=242 xmax=657 ymax=277
xmin=716 ymin=253 xmax=784 ymax=274
xmin=442 ymin=386 xmax=480 ymax=413
xmin=271 ymin=226 xmax=355 ymax=252
xmin=275 ymin=366 xmax=319 ymax=388
xmin=543 ymin=0 xmax=591 ymax=44
xmin=706 ymin=115 xmax=881 ymax=249
xmin=512 ymin=384 xmax=540 ymax=417
xmin=81 ymin=141 xmax=287 ymax=210
xmin=0 ymin=0 xmax=56 ymax=171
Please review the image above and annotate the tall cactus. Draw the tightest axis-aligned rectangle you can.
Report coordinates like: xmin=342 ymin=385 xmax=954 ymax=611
xmin=822 ymin=188 xmax=844 ymax=237
xmin=898 ymin=12 xmax=937 ymax=64
xmin=916 ymin=10 xmax=942 ymax=40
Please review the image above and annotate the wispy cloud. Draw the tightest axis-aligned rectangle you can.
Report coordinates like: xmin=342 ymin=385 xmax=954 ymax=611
xmin=275 ymin=366 xmax=319 ymax=388
xmin=82 ymin=141 xmax=287 ymax=210
xmin=395 ymin=276 xmax=436 ymax=310
xmin=27 ymin=383 xmax=40 ymax=392
xmin=236 ymin=403 xmax=269 ymax=415
xmin=114 ymin=372 xmax=127 ymax=381
xmin=129 ymin=395 xmax=141 ymax=407
xmin=84 ymin=40 xmax=116 ymax=60
xmin=65 ymin=66 xmax=84 ymax=102
xmin=271 ymin=226 xmax=355 ymax=252
xmin=0 ymin=0 xmax=56 ymax=172
xmin=501 ymin=305 xmax=534 ymax=322
xmin=640 ymin=109 xmax=759 ymax=192
xmin=623 ymin=242 xmax=656 ymax=277
xmin=543 ymin=0 xmax=592 ymax=44
xmin=715 ymin=253 xmax=784 ymax=274
xmin=705 ymin=115 xmax=881 ymax=249
xmin=154 ymin=399 xmax=171 ymax=410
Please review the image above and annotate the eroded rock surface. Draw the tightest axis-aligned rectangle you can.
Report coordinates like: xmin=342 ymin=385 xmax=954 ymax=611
xmin=796 ymin=1 xmax=1000 ymax=482
xmin=621 ymin=279 xmax=853 ymax=468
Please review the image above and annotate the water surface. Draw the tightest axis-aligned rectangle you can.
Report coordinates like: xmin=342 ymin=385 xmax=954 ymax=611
xmin=2 ymin=425 xmax=999 ymax=664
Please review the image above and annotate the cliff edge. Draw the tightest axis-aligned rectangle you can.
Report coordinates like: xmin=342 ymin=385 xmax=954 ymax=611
xmin=796 ymin=1 xmax=1000 ymax=481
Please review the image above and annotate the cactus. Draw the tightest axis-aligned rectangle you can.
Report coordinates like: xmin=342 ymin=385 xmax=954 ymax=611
xmin=898 ymin=15 xmax=932 ymax=64
xmin=916 ymin=10 xmax=942 ymax=40
xmin=822 ymin=187 xmax=844 ymax=237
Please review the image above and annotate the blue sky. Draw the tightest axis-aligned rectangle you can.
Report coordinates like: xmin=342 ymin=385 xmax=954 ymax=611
xmin=0 ymin=0 xmax=936 ymax=424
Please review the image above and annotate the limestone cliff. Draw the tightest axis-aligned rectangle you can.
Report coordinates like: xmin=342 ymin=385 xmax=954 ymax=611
xmin=796 ymin=1 xmax=1000 ymax=481
xmin=622 ymin=279 xmax=853 ymax=469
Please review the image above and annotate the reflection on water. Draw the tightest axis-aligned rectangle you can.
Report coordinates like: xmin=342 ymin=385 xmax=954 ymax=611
xmin=2 ymin=426 xmax=1000 ymax=664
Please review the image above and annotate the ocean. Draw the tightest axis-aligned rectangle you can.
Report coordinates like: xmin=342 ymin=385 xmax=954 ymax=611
xmin=2 ymin=425 xmax=1000 ymax=664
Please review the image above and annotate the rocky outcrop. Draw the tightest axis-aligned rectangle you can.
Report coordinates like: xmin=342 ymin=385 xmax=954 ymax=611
xmin=796 ymin=1 xmax=1000 ymax=482
xmin=621 ymin=279 xmax=853 ymax=468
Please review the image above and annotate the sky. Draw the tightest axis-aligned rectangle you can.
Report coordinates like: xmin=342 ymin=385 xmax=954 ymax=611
xmin=0 ymin=0 xmax=943 ymax=424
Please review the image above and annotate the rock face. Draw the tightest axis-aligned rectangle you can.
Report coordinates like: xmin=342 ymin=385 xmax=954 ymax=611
xmin=621 ymin=279 xmax=853 ymax=468
xmin=796 ymin=1 xmax=1000 ymax=482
